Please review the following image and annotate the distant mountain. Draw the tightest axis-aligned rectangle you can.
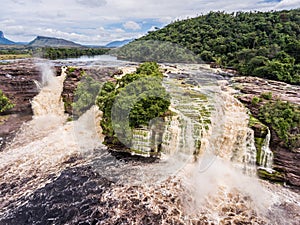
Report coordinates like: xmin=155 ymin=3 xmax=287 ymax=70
xmin=0 ymin=31 xmax=15 ymax=45
xmin=15 ymin=42 xmax=29 ymax=45
xmin=105 ymin=39 xmax=133 ymax=48
xmin=28 ymin=36 xmax=82 ymax=47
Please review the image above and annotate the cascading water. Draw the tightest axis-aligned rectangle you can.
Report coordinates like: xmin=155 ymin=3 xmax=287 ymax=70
xmin=8 ymin=63 xmax=68 ymax=149
xmin=31 ymin=63 xmax=66 ymax=117
xmin=177 ymin=67 xmax=258 ymax=176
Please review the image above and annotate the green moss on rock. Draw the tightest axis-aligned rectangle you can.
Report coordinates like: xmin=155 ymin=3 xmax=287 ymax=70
xmin=249 ymin=115 xmax=268 ymax=137
xmin=255 ymin=137 xmax=264 ymax=165
xmin=257 ymin=169 xmax=285 ymax=184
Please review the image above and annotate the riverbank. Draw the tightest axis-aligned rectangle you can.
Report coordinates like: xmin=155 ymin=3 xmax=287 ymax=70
xmin=0 ymin=54 xmax=31 ymax=60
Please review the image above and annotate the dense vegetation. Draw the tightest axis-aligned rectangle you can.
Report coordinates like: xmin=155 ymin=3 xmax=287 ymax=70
xmin=0 ymin=48 xmax=31 ymax=55
xmin=120 ymin=9 xmax=300 ymax=84
xmin=72 ymin=75 xmax=101 ymax=118
xmin=0 ymin=90 xmax=14 ymax=113
xmin=0 ymin=46 xmax=110 ymax=60
xmin=96 ymin=62 xmax=170 ymax=146
xmin=111 ymin=40 xmax=201 ymax=63
xmin=39 ymin=47 xmax=110 ymax=60
xmin=259 ymin=100 xmax=300 ymax=149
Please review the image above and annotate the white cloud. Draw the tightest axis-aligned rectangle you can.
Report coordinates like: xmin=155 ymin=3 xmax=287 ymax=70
xmin=75 ymin=0 xmax=107 ymax=7
xmin=275 ymin=0 xmax=300 ymax=9
xmin=114 ymin=28 xmax=125 ymax=33
xmin=157 ymin=16 xmax=173 ymax=24
xmin=123 ymin=21 xmax=141 ymax=30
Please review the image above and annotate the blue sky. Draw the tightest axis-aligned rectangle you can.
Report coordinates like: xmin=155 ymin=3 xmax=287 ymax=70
xmin=0 ymin=0 xmax=299 ymax=45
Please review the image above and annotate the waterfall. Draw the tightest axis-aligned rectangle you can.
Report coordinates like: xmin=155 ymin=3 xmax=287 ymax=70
xmin=243 ymin=128 xmax=258 ymax=175
xmin=31 ymin=63 xmax=66 ymax=117
xmin=8 ymin=64 xmax=68 ymax=149
xmin=161 ymin=115 xmax=181 ymax=154
xmin=259 ymin=128 xmax=273 ymax=171
xmin=125 ymin=65 xmax=259 ymax=178
xmin=160 ymin=78 xmax=211 ymax=160
xmin=196 ymin=86 xmax=257 ymax=175
xmin=0 ymin=63 xmax=103 ymax=213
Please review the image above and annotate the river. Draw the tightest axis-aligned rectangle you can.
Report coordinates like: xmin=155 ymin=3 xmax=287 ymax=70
xmin=0 ymin=56 xmax=299 ymax=224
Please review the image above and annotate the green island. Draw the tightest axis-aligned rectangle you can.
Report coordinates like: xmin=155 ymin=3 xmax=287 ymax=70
xmin=96 ymin=62 xmax=171 ymax=151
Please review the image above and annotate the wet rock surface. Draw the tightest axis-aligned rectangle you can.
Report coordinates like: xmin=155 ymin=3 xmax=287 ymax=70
xmin=0 ymin=60 xmax=41 ymax=150
xmin=0 ymin=60 xmax=40 ymax=114
xmin=231 ymin=76 xmax=300 ymax=191
xmin=232 ymin=76 xmax=300 ymax=106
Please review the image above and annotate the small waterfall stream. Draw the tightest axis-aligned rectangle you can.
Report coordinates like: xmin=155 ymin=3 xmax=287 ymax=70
xmin=259 ymin=128 xmax=274 ymax=171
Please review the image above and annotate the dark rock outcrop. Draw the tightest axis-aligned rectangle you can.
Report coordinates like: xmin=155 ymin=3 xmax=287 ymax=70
xmin=232 ymin=76 xmax=300 ymax=105
xmin=0 ymin=60 xmax=40 ymax=114
xmin=61 ymin=68 xmax=84 ymax=115
xmin=0 ymin=60 xmax=41 ymax=150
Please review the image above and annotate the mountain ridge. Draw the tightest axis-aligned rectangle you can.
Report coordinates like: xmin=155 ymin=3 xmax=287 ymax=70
xmin=0 ymin=31 xmax=15 ymax=45
xmin=28 ymin=36 xmax=82 ymax=47
xmin=105 ymin=39 xmax=133 ymax=48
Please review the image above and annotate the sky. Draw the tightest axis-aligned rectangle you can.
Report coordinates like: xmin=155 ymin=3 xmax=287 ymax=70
xmin=0 ymin=0 xmax=299 ymax=45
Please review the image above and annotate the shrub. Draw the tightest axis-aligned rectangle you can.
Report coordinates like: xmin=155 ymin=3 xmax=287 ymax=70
xmin=251 ymin=96 xmax=261 ymax=105
xmin=0 ymin=90 xmax=14 ymax=113
xmin=261 ymin=92 xmax=272 ymax=100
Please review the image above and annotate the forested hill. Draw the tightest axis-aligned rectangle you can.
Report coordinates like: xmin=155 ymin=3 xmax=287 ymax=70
xmin=124 ymin=9 xmax=300 ymax=84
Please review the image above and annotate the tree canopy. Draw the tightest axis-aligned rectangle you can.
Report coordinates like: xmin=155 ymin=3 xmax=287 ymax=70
xmin=96 ymin=62 xmax=170 ymax=146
